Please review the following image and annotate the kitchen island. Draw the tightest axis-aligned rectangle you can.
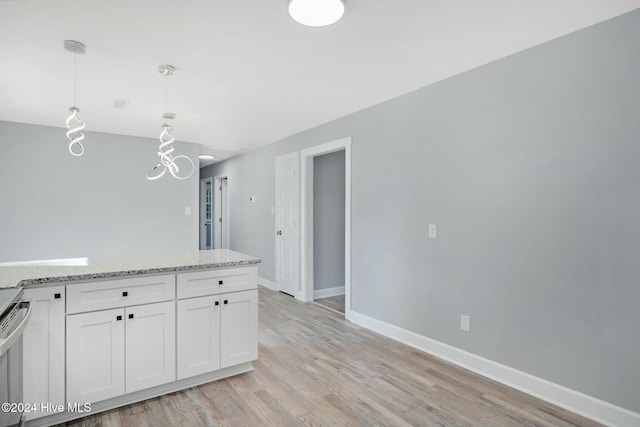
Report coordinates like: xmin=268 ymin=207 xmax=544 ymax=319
xmin=0 ymin=250 xmax=260 ymax=426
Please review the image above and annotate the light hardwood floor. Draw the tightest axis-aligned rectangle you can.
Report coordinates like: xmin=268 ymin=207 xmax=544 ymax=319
xmin=58 ymin=287 xmax=603 ymax=427
xmin=314 ymin=294 xmax=345 ymax=314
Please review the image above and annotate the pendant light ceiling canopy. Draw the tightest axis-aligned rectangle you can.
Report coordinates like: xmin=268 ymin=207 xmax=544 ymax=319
xmin=288 ymin=0 xmax=345 ymax=27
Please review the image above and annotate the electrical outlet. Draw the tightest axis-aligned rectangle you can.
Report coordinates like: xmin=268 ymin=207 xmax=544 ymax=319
xmin=428 ymin=224 xmax=437 ymax=239
xmin=460 ymin=314 xmax=470 ymax=332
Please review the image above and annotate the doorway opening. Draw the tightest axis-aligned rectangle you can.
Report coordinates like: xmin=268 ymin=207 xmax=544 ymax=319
xmin=199 ymin=177 xmax=213 ymax=250
xmin=300 ymin=137 xmax=352 ymax=319
xmin=310 ymin=150 xmax=346 ymax=315
xmin=214 ymin=175 xmax=229 ymax=249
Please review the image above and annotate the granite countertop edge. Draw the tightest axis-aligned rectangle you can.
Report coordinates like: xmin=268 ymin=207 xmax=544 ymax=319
xmin=17 ymin=259 xmax=261 ymax=287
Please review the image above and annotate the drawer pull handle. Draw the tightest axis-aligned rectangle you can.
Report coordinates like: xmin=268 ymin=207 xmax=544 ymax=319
xmin=214 ymin=301 xmax=220 ymax=306
xmin=116 ymin=315 xmax=122 ymax=321
xmin=122 ymin=291 xmax=128 ymax=297
xmin=128 ymin=313 xmax=134 ymax=319
xmin=224 ymin=300 xmax=228 ymax=305
xmin=54 ymin=293 xmax=61 ymax=299
xmin=219 ymin=280 xmax=224 ymax=285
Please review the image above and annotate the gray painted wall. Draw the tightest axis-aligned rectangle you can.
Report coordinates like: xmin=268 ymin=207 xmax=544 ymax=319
xmin=200 ymin=10 xmax=640 ymax=412
xmin=0 ymin=121 xmax=199 ymax=262
xmin=313 ymin=151 xmax=345 ymax=292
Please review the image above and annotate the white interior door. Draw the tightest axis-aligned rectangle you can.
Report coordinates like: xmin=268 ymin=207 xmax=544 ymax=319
xmin=275 ymin=152 xmax=299 ymax=297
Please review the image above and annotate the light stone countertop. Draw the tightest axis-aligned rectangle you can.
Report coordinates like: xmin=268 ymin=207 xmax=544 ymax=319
xmin=0 ymin=249 xmax=261 ymax=288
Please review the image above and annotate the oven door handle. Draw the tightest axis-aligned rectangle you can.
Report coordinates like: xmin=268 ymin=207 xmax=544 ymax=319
xmin=0 ymin=300 xmax=32 ymax=356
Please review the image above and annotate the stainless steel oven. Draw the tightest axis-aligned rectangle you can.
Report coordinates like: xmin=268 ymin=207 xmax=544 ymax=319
xmin=0 ymin=288 xmax=32 ymax=427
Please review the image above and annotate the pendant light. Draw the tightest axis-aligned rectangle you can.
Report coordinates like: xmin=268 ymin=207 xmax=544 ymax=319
xmin=64 ymin=40 xmax=86 ymax=156
xmin=146 ymin=65 xmax=195 ymax=181
xmin=288 ymin=0 xmax=345 ymax=27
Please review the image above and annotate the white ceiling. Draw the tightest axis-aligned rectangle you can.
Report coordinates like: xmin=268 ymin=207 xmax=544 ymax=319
xmin=1 ymin=1 xmax=639 ymax=166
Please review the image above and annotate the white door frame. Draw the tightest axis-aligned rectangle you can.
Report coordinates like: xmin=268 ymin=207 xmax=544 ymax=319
xmin=300 ymin=136 xmax=352 ymax=319
xmin=274 ymin=151 xmax=300 ymax=298
xmin=213 ymin=174 xmax=230 ymax=249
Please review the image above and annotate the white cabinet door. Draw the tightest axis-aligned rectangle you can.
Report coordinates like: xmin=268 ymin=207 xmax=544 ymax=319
xmin=125 ymin=301 xmax=176 ymax=393
xmin=221 ymin=289 xmax=258 ymax=368
xmin=177 ymin=295 xmax=221 ymax=380
xmin=22 ymin=286 xmax=65 ymax=420
xmin=67 ymin=308 xmax=125 ymax=404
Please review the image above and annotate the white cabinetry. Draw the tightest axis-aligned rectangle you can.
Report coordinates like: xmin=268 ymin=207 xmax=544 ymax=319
xmin=22 ymin=286 xmax=65 ymax=420
xmin=177 ymin=295 xmax=221 ymax=379
xmin=66 ymin=274 xmax=175 ymax=314
xmin=66 ymin=308 xmax=125 ymax=403
xmin=20 ymin=263 xmax=257 ymax=425
xmin=125 ymin=301 xmax=175 ymax=393
xmin=66 ymin=275 xmax=176 ymax=404
xmin=177 ymin=267 xmax=256 ymax=299
xmin=221 ymin=289 xmax=258 ymax=368
xmin=176 ymin=268 xmax=258 ymax=380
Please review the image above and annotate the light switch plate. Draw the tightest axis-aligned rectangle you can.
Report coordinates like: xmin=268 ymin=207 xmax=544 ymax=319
xmin=185 ymin=207 xmax=191 ymax=216
xmin=428 ymin=224 xmax=437 ymax=239
xmin=460 ymin=314 xmax=470 ymax=332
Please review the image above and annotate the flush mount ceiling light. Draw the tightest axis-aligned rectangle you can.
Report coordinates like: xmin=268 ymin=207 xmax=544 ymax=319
xmin=64 ymin=40 xmax=86 ymax=157
xmin=198 ymin=154 xmax=215 ymax=160
xmin=146 ymin=65 xmax=195 ymax=181
xmin=288 ymin=0 xmax=345 ymax=27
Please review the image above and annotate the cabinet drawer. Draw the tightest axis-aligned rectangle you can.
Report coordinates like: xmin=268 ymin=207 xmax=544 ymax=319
xmin=177 ymin=267 xmax=256 ymax=299
xmin=67 ymin=275 xmax=175 ymax=314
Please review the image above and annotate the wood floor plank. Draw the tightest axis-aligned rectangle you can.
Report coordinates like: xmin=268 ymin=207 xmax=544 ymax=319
xmin=314 ymin=294 xmax=345 ymax=314
xmin=57 ymin=287 xmax=605 ymax=427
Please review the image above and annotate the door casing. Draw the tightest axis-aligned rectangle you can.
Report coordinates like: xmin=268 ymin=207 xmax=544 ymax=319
xmin=300 ymin=137 xmax=352 ymax=319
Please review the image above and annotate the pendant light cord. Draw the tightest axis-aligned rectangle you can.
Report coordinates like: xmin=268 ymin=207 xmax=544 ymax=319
xmin=73 ymin=51 xmax=77 ymax=108
xmin=164 ymin=75 xmax=168 ymax=125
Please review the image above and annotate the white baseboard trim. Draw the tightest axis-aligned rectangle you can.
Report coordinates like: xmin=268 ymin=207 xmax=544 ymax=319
xmin=257 ymin=276 xmax=276 ymax=291
xmin=350 ymin=311 xmax=639 ymax=427
xmin=313 ymin=286 xmax=345 ymax=299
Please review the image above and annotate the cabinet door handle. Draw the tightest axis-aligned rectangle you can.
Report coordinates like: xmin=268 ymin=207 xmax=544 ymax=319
xmin=218 ymin=280 xmax=224 ymax=285
xmin=54 ymin=293 xmax=61 ymax=299
xmin=214 ymin=301 xmax=220 ymax=306
xmin=116 ymin=315 xmax=122 ymax=321
xmin=122 ymin=291 xmax=128 ymax=297
xmin=128 ymin=313 xmax=134 ymax=319
xmin=224 ymin=300 xmax=228 ymax=305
